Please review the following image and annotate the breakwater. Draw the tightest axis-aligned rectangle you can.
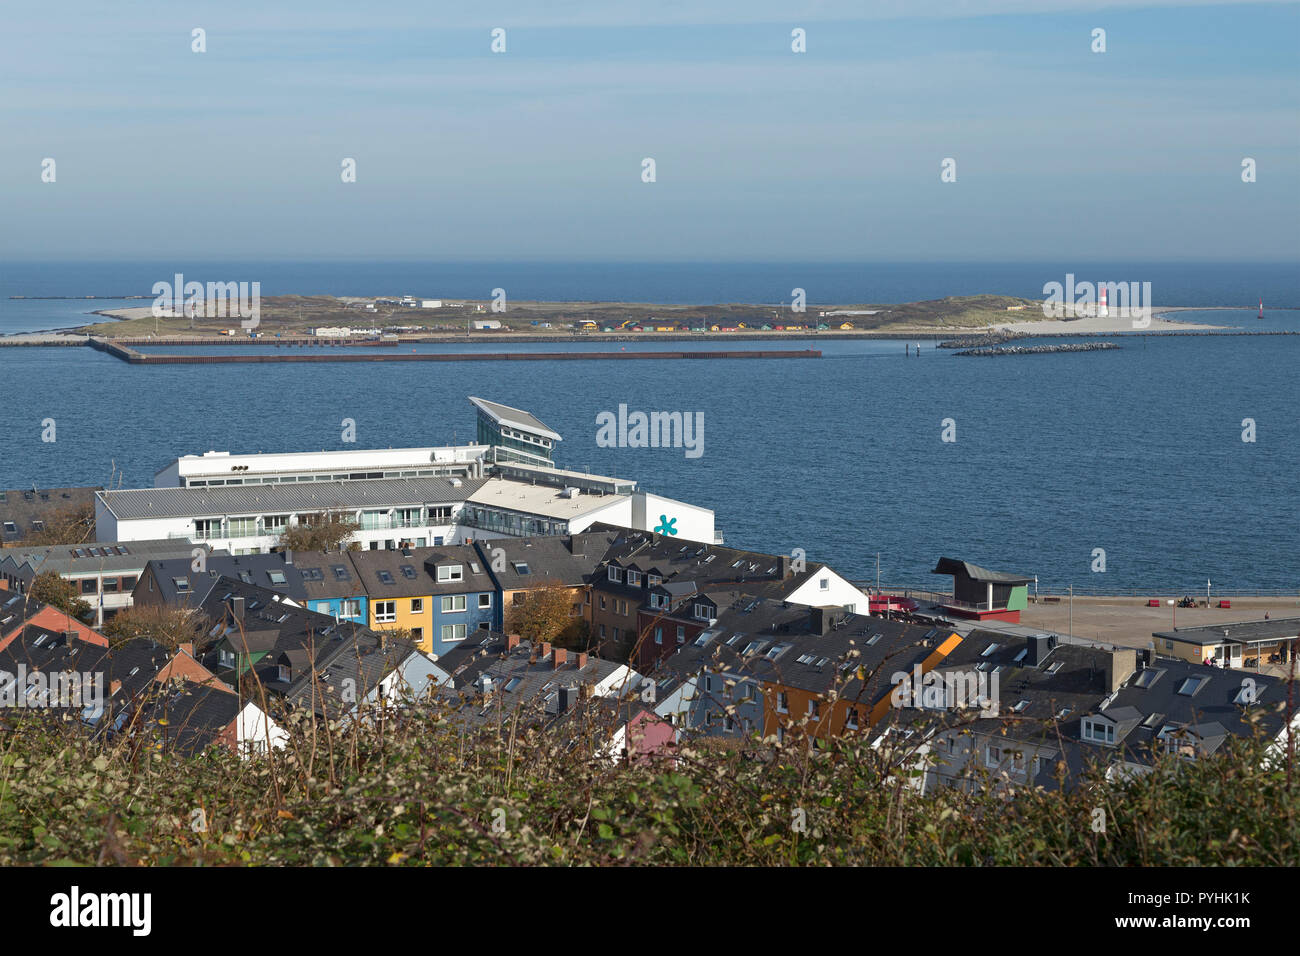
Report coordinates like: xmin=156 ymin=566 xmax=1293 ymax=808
xmin=954 ymin=342 xmax=1121 ymax=356
xmin=85 ymin=339 xmax=821 ymax=364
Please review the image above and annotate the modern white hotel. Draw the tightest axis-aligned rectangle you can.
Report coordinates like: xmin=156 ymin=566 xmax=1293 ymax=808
xmin=95 ymin=398 xmax=717 ymax=554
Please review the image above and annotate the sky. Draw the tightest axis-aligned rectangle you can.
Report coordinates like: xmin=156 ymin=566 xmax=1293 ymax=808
xmin=0 ymin=0 xmax=1296 ymax=262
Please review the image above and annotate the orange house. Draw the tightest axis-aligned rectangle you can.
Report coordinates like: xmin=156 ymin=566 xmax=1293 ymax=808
xmin=0 ymin=603 xmax=108 ymax=654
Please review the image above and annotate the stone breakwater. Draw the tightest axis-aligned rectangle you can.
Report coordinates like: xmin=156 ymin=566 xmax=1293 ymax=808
xmin=954 ymin=342 xmax=1121 ymax=357
xmin=938 ymin=331 xmax=1028 ymax=348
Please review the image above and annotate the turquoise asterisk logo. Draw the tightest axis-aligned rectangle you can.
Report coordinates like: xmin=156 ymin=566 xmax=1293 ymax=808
xmin=655 ymin=515 xmax=678 ymax=536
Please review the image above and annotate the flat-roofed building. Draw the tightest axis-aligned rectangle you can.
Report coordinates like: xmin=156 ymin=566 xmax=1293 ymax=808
xmin=154 ymin=444 xmax=489 ymax=488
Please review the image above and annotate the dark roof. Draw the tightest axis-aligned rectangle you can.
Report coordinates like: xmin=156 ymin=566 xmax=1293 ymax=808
xmin=0 ymin=539 xmax=202 ymax=581
xmin=98 ymin=475 xmax=487 ymax=520
xmin=1153 ymin=618 xmax=1300 ymax=647
xmin=931 ymin=557 xmax=1032 ymax=585
xmin=141 ymin=682 xmax=243 ymax=757
xmin=1098 ymin=656 xmax=1299 ymax=764
xmin=282 ymin=630 xmax=425 ymax=719
xmin=0 ymin=486 xmax=99 ymax=545
xmin=474 ymin=533 xmax=617 ymax=590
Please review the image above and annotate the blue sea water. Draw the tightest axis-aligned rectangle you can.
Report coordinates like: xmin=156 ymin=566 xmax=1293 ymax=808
xmin=1 ymin=295 xmax=1296 ymax=591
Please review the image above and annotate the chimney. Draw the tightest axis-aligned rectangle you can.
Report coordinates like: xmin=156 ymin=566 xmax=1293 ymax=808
xmin=178 ymin=642 xmax=194 ymax=658
xmin=506 ymin=633 xmax=521 ymax=651
xmin=1025 ymin=633 xmax=1056 ymax=666
xmin=576 ymin=651 xmax=589 ymax=669
xmin=553 ymin=647 xmax=568 ymax=668
xmin=63 ymin=629 xmax=78 ymax=644
xmin=810 ymin=606 xmax=835 ymax=635
xmin=541 ymin=641 xmax=552 ymax=658
xmin=232 ymin=596 xmax=245 ymax=622
xmin=284 ymin=549 xmax=294 ymax=566
xmin=779 ymin=554 xmax=791 ymax=579
xmin=557 ymin=686 xmax=573 ymax=713
xmin=1105 ymin=648 xmax=1137 ymax=693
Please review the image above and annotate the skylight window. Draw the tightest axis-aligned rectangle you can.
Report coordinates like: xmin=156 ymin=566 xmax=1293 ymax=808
xmin=268 ymin=570 xmax=287 ymax=585
xmin=1135 ymin=668 xmax=1163 ymax=689
xmin=400 ymin=565 xmax=418 ymax=580
xmin=866 ymin=632 xmax=882 ymax=646
xmin=332 ymin=565 xmax=350 ymax=581
xmin=377 ymin=570 xmax=395 ymax=585
xmin=513 ymin=562 xmax=530 ymax=575
xmin=1045 ymin=661 xmax=1063 ymax=674
xmin=1177 ymin=676 xmax=1207 ymax=697
xmin=1013 ymin=648 xmax=1028 ymax=663
xmin=981 ymin=643 xmax=1000 ymax=657
xmin=1012 ymin=700 xmax=1030 ymax=713
xmin=693 ymin=630 xmax=718 ymax=647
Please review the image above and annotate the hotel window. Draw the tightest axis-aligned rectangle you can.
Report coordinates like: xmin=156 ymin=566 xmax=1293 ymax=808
xmin=437 ymin=565 xmax=463 ymax=582
xmin=442 ymin=595 xmax=466 ymax=613
xmin=694 ymin=603 xmax=712 ymax=621
xmin=441 ymin=623 xmax=466 ymax=643
xmin=375 ymin=600 xmax=397 ymax=623
xmin=265 ymin=514 xmax=290 ymax=532
xmin=121 ymin=576 xmax=137 ymax=591
xmin=80 ymin=579 xmax=98 ymax=595
xmin=627 ymin=570 xmax=642 ymax=587
xmin=342 ymin=599 xmax=361 ymax=618
xmin=194 ymin=518 xmax=220 ymax=539
xmin=819 ymin=578 xmax=829 ymax=591
xmin=513 ymin=592 xmax=526 ymax=606
xmin=607 ymin=566 xmax=622 ymax=583
xmin=648 ymin=574 xmax=661 ymax=586
xmin=677 ymin=625 xmax=686 ymax=644
xmin=479 ymin=593 xmax=491 ymax=608
xmin=776 ymin=692 xmax=789 ymax=714
xmin=411 ymin=598 xmax=424 ymax=614
xmin=985 ymin=744 xmax=1002 ymax=768
xmin=228 ymin=517 xmax=257 ymax=538
xmin=599 ymin=596 xmax=607 ymax=610
xmin=654 ymin=627 xmax=663 ymax=645
xmin=412 ymin=628 xmax=424 ymax=642
xmin=102 ymin=577 xmax=119 ymax=594
xmin=807 ymin=699 xmax=819 ymax=718
xmin=845 ymin=707 xmax=859 ymax=730
xmin=600 ymin=624 xmax=607 ymax=639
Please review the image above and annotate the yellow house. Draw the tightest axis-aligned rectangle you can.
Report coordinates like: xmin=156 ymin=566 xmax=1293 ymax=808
xmin=349 ymin=550 xmax=436 ymax=654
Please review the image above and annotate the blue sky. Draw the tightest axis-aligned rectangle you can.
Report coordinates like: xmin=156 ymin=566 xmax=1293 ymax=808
xmin=1 ymin=0 xmax=1296 ymax=261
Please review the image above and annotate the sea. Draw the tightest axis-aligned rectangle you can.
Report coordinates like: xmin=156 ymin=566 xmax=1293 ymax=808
xmin=1 ymin=260 xmax=1296 ymax=592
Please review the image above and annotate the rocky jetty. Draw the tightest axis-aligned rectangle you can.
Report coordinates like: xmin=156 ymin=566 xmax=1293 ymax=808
xmin=954 ymin=342 xmax=1121 ymax=356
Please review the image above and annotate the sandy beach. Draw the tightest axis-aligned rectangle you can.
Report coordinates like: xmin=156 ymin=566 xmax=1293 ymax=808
xmin=1001 ymin=308 xmax=1228 ymax=334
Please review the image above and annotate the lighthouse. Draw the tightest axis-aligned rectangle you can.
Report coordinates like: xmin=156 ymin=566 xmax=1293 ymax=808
xmin=1098 ymin=284 xmax=1109 ymax=317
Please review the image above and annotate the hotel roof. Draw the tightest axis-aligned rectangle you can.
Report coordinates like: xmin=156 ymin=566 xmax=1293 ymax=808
xmin=465 ymin=477 xmax=624 ymax=520
xmin=98 ymin=475 xmax=489 ymax=520
xmin=469 ymin=396 xmax=562 ymax=441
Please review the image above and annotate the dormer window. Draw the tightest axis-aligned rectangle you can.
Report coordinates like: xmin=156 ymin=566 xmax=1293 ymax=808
xmin=1081 ymin=717 xmax=1115 ymax=745
xmin=693 ymin=603 xmax=713 ymax=621
xmin=607 ymin=566 xmax=623 ymax=583
xmin=437 ymin=565 xmax=463 ymax=583
xmin=626 ymin=570 xmax=642 ymax=587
